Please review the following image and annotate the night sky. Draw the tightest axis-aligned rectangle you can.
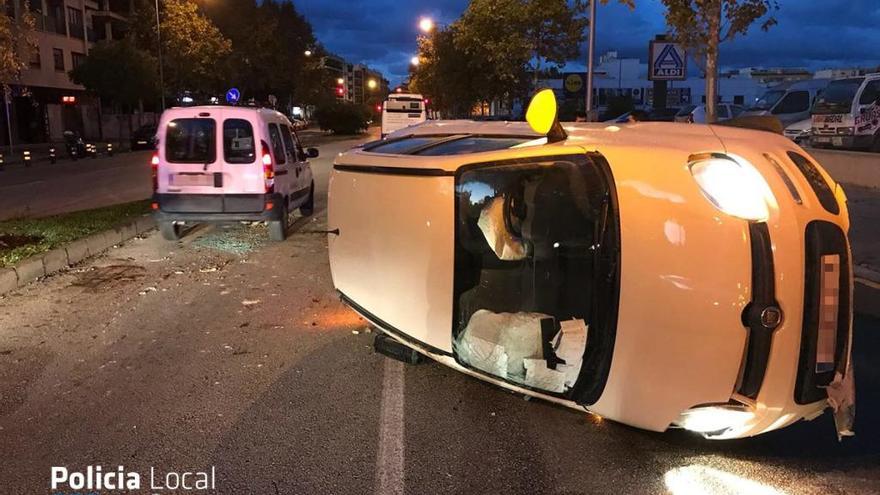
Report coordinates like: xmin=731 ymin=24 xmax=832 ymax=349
xmin=295 ymin=0 xmax=880 ymax=86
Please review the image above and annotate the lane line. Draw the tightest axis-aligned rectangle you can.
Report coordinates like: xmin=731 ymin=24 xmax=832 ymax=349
xmin=375 ymin=359 xmax=405 ymax=495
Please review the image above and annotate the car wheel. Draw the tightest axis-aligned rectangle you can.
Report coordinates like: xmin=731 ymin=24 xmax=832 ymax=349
xmin=159 ymin=221 xmax=183 ymax=241
xmin=268 ymin=204 xmax=288 ymax=241
xmin=300 ymin=181 xmax=315 ymax=217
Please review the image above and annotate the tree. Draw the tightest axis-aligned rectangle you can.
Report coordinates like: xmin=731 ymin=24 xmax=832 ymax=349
xmin=131 ymin=0 xmax=232 ymax=98
xmin=69 ymin=40 xmax=158 ymax=111
xmin=410 ymin=25 xmax=484 ymax=117
xmin=661 ymin=0 xmax=778 ymax=122
xmin=0 ymin=0 xmax=36 ymax=87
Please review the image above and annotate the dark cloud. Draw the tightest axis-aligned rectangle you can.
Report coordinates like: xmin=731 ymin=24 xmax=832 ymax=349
xmin=296 ymin=0 xmax=880 ymax=85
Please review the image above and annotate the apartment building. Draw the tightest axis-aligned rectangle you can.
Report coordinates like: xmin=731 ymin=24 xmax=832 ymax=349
xmin=2 ymin=0 xmax=131 ymax=145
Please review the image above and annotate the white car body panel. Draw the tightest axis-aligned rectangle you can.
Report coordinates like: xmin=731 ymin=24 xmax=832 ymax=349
xmin=328 ymin=120 xmax=852 ymax=438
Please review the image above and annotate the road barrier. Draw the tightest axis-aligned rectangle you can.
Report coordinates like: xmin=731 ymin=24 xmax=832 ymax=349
xmin=810 ymin=149 xmax=880 ymax=189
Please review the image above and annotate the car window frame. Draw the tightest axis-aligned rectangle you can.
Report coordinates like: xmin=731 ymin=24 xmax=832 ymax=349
xmin=222 ymin=118 xmax=256 ymax=164
xmin=267 ymin=123 xmax=287 ymax=165
xmin=279 ymin=124 xmax=301 ymax=162
xmin=775 ymin=90 xmax=811 ymax=114
xmin=164 ymin=118 xmax=217 ymax=164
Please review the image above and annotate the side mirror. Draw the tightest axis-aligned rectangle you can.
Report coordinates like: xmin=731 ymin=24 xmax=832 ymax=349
xmin=306 ymin=147 xmax=319 ymax=158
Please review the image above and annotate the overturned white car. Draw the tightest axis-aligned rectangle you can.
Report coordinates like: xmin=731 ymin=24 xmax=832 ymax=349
xmin=327 ymin=91 xmax=854 ymax=439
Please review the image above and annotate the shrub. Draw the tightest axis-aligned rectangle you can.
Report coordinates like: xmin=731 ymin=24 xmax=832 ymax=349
xmin=314 ymin=102 xmax=370 ymax=134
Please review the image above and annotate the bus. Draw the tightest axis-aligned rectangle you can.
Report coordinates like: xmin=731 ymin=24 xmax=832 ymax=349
xmin=381 ymin=93 xmax=427 ymax=137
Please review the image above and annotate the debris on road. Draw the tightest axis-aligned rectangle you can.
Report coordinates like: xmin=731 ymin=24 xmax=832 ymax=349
xmin=241 ymin=299 xmax=261 ymax=306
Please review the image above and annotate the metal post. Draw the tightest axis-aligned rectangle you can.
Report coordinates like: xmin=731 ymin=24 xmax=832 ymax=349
xmin=586 ymin=0 xmax=597 ymax=119
xmin=4 ymin=87 xmax=12 ymax=155
xmin=155 ymin=0 xmax=166 ymax=111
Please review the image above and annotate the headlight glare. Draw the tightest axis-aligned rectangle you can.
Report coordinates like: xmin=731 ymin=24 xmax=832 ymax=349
xmin=689 ymin=154 xmax=775 ymax=221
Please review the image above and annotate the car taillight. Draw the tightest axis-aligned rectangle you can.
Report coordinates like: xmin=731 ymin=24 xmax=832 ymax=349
xmin=261 ymin=140 xmax=274 ymax=193
xmin=151 ymin=152 xmax=159 ymax=191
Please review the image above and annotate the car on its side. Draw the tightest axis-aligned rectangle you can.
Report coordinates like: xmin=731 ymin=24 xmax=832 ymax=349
xmin=327 ymin=92 xmax=854 ymax=440
xmin=131 ymin=124 xmax=158 ymax=151
xmin=674 ymin=103 xmax=745 ymax=123
xmin=784 ymin=118 xmax=812 ymax=146
xmin=152 ymin=106 xmax=318 ymax=241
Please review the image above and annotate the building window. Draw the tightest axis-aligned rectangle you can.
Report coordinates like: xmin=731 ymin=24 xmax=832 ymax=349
xmin=29 ymin=48 xmax=41 ymax=68
xmin=72 ymin=52 xmax=85 ymax=69
xmin=53 ymin=48 xmax=65 ymax=71
xmin=68 ymin=7 xmax=84 ymax=39
xmin=734 ymin=95 xmax=745 ymax=105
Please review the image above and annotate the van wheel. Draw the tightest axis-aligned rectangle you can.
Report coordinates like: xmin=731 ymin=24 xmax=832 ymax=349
xmin=300 ymin=181 xmax=315 ymax=217
xmin=159 ymin=221 xmax=183 ymax=241
xmin=268 ymin=205 xmax=288 ymax=241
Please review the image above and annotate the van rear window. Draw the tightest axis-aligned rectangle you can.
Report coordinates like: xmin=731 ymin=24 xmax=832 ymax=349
xmin=165 ymin=119 xmax=216 ymax=163
xmin=223 ymin=119 xmax=255 ymax=163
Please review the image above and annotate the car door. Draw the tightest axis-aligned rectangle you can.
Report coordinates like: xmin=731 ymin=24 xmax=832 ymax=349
xmin=267 ymin=123 xmax=291 ymax=199
xmin=279 ymin=124 xmax=307 ymax=201
xmin=290 ymin=127 xmax=313 ymax=201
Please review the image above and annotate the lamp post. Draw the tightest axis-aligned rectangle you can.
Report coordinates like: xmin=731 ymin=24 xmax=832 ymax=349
xmin=586 ymin=0 xmax=597 ymax=120
xmin=155 ymin=0 xmax=166 ymax=111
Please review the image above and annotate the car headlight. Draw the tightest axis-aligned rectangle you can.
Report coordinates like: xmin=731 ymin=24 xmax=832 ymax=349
xmin=837 ymin=127 xmax=854 ymax=135
xmin=689 ymin=153 xmax=776 ymax=222
xmin=675 ymin=405 xmax=756 ymax=435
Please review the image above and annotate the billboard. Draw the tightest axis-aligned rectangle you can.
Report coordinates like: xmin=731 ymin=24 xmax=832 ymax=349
xmin=649 ymin=41 xmax=687 ymax=81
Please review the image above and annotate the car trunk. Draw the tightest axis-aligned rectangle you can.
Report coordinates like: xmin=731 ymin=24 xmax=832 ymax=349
xmin=329 ymin=147 xmax=620 ymax=404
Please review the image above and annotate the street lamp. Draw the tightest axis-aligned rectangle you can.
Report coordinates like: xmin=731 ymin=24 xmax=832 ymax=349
xmin=367 ymin=79 xmax=378 ymax=90
xmin=410 ymin=56 xmax=420 ymax=66
xmin=337 ymin=77 xmax=345 ymax=85
xmin=418 ymin=17 xmax=434 ymax=33
xmin=304 ymin=49 xmax=312 ymax=57
xmin=155 ymin=0 xmax=166 ymax=111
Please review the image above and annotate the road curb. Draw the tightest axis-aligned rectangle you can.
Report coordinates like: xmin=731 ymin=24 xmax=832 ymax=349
xmin=0 ymin=215 xmax=156 ymax=296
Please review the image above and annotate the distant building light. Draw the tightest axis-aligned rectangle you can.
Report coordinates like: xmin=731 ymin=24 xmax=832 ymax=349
xmin=61 ymin=95 xmax=76 ymax=104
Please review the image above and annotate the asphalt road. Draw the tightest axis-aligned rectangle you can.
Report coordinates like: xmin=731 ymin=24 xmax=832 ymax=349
xmin=1 ymin=131 xmax=879 ymax=494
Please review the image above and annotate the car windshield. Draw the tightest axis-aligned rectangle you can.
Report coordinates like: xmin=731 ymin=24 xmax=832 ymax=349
xmin=812 ymin=78 xmax=863 ymax=114
xmin=750 ymin=90 xmax=786 ymax=111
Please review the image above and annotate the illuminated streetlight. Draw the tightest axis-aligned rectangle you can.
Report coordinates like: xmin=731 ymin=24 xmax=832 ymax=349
xmin=367 ymin=79 xmax=378 ymax=90
xmin=304 ymin=50 xmax=312 ymax=57
xmin=418 ymin=17 xmax=434 ymax=33
xmin=410 ymin=56 xmax=420 ymax=66
xmin=337 ymin=77 xmax=345 ymax=85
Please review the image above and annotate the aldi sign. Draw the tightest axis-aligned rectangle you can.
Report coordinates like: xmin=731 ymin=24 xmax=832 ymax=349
xmin=649 ymin=41 xmax=686 ymax=81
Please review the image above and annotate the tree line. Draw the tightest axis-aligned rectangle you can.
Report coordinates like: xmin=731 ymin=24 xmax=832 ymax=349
xmin=68 ymin=0 xmax=333 ymax=114
xmin=411 ymin=0 xmax=777 ymax=122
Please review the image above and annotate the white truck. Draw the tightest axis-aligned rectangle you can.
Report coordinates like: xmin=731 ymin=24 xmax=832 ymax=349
xmin=811 ymin=74 xmax=880 ymax=152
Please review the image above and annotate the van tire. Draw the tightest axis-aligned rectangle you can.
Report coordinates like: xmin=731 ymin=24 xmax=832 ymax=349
xmin=159 ymin=221 xmax=183 ymax=241
xmin=268 ymin=205 xmax=288 ymax=241
xmin=300 ymin=181 xmax=315 ymax=217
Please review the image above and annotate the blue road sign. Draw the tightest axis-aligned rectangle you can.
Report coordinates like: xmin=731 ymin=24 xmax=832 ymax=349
xmin=649 ymin=42 xmax=686 ymax=81
xmin=226 ymin=88 xmax=241 ymax=104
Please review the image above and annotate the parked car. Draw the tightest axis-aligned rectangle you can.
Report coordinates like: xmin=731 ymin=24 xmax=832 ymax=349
xmin=327 ymin=90 xmax=854 ymax=440
xmin=743 ymin=79 xmax=830 ymax=128
xmin=605 ymin=107 xmax=681 ymax=123
xmin=130 ymin=124 xmax=158 ymax=150
xmin=152 ymin=106 xmax=318 ymax=241
xmin=784 ymin=118 xmax=812 ymax=146
xmin=674 ymin=103 xmax=745 ymax=123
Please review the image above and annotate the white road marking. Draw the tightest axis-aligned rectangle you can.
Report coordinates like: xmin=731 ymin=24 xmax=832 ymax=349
xmin=376 ymin=359 xmax=405 ymax=495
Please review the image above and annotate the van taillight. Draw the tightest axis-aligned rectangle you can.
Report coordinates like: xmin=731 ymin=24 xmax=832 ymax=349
xmin=261 ymin=140 xmax=274 ymax=193
xmin=151 ymin=153 xmax=159 ymax=191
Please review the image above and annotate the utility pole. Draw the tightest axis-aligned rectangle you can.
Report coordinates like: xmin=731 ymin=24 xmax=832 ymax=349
xmin=155 ymin=0 xmax=166 ymax=111
xmin=586 ymin=0 xmax=597 ymax=120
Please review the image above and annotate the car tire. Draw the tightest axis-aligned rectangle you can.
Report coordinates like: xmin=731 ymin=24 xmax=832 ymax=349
xmin=159 ymin=221 xmax=183 ymax=241
xmin=300 ymin=181 xmax=315 ymax=217
xmin=268 ymin=204 xmax=288 ymax=241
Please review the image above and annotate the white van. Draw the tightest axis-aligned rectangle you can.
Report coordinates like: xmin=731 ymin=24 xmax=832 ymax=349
xmin=381 ymin=93 xmax=426 ymax=137
xmin=811 ymin=74 xmax=880 ymax=152
xmin=743 ymin=79 xmax=830 ymax=128
xmin=152 ymin=106 xmax=318 ymax=241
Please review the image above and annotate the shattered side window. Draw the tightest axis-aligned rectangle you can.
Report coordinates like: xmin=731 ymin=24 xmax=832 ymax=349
xmin=452 ymin=155 xmax=616 ymax=397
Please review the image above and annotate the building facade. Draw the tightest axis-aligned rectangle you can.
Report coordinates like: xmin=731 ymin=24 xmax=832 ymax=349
xmin=2 ymin=0 xmax=132 ymax=145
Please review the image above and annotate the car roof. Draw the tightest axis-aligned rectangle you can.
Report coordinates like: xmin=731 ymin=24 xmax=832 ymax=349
xmin=163 ymin=105 xmax=288 ymax=121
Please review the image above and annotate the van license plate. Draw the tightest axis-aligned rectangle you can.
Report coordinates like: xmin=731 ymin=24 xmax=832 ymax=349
xmin=173 ymin=173 xmax=214 ymax=187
